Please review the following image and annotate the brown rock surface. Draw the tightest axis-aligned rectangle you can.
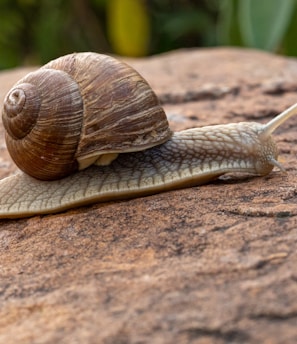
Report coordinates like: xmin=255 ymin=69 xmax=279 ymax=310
xmin=0 ymin=48 xmax=297 ymax=343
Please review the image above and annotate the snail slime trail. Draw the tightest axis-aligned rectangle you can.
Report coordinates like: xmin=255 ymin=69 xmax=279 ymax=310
xmin=0 ymin=52 xmax=297 ymax=218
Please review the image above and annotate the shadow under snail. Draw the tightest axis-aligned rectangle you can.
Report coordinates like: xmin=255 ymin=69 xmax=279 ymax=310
xmin=0 ymin=52 xmax=296 ymax=219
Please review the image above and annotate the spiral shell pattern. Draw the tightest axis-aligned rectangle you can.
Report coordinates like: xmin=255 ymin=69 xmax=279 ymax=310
xmin=3 ymin=84 xmax=40 ymax=139
xmin=2 ymin=68 xmax=83 ymax=180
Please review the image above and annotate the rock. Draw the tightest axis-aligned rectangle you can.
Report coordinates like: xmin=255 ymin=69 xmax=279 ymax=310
xmin=0 ymin=48 xmax=297 ymax=343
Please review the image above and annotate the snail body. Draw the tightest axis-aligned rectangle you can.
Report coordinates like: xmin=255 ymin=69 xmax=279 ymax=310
xmin=0 ymin=52 xmax=296 ymax=219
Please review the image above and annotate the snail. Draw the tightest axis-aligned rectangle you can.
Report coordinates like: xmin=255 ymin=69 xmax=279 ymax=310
xmin=0 ymin=52 xmax=296 ymax=219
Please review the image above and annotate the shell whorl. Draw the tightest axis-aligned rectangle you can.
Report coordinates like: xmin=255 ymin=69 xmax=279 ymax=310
xmin=3 ymin=83 xmax=41 ymax=139
xmin=2 ymin=68 xmax=84 ymax=180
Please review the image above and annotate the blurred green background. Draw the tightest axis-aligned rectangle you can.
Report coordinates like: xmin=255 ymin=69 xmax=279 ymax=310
xmin=1 ymin=0 xmax=297 ymax=69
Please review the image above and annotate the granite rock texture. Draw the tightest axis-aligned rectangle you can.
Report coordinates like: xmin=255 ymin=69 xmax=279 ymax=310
xmin=0 ymin=48 xmax=297 ymax=343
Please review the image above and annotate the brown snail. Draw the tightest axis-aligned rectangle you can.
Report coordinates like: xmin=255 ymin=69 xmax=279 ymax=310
xmin=0 ymin=52 xmax=296 ymax=219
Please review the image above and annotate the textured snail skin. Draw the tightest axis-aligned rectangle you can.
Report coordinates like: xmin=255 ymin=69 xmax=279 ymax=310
xmin=0 ymin=109 xmax=293 ymax=219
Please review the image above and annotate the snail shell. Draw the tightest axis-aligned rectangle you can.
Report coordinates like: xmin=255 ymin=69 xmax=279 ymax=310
xmin=2 ymin=53 xmax=171 ymax=180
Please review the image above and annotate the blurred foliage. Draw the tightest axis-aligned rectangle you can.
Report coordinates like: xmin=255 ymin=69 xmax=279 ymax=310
xmin=0 ymin=0 xmax=297 ymax=69
xmin=107 ymin=0 xmax=150 ymax=56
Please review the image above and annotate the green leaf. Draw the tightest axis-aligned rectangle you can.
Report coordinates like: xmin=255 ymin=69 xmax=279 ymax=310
xmin=238 ymin=0 xmax=296 ymax=51
xmin=107 ymin=0 xmax=150 ymax=56
xmin=283 ymin=3 xmax=297 ymax=56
